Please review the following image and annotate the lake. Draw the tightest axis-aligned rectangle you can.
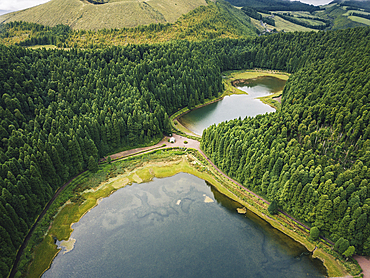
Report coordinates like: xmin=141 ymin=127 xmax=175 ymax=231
xmin=179 ymin=76 xmax=286 ymax=135
xmin=43 ymin=173 xmax=326 ymax=278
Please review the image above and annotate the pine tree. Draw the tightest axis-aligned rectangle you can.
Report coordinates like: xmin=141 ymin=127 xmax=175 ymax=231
xmin=268 ymin=199 xmax=278 ymax=215
xmin=88 ymin=156 xmax=98 ymax=173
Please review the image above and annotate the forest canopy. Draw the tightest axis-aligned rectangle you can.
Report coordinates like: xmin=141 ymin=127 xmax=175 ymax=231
xmin=0 ymin=26 xmax=370 ymax=277
xmin=201 ymin=27 xmax=370 ymax=259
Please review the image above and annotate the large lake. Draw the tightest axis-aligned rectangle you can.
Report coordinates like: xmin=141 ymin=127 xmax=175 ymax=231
xmin=44 ymin=173 xmax=326 ymax=277
xmin=179 ymin=76 xmax=286 ymax=135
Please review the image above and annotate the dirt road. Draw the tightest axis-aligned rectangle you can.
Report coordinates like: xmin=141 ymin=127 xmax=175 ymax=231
xmin=354 ymin=255 xmax=370 ymax=278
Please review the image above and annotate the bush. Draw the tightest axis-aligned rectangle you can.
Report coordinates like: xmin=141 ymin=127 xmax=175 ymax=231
xmin=309 ymin=227 xmax=320 ymax=241
xmin=343 ymin=246 xmax=355 ymax=260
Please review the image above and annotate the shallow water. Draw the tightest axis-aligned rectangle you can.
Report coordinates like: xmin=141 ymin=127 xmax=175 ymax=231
xmin=179 ymin=76 xmax=286 ymax=135
xmin=43 ymin=173 xmax=326 ymax=278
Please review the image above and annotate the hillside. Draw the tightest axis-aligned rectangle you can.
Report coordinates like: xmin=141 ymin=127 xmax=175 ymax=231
xmin=330 ymin=0 xmax=370 ymax=11
xmin=0 ymin=0 xmax=208 ymax=30
xmin=240 ymin=1 xmax=370 ymax=33
xmin=226 ymin=0 xmax=319 ymax=12
xmin=0 ymin=1 xmax=258 ymax=47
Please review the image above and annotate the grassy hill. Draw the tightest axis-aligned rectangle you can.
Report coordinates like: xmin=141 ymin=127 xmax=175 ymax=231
xmin=330 ymin=0 xmax=370 ymax=11
xmin=226 ymin=0 xmax=319 ymax=12
xmin=240 ymin=1 xmax=370 ymax=33
xmin=0 ymin=0 xmax=258 ymax=47
xmin=0 ymin=0 xmax=208 ymax=30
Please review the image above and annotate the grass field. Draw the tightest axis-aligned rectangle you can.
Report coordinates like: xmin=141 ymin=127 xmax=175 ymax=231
xmin=0 ymin=0 xmax=257 ymax=47
xmin=343 ymin=10 xmax=370 ymax=16
xmin=0 ymin=0 xmax=207 ymax=30
xmin=294 ymin=17 xmax=326 ymax=27
xmin=27 ymin=45 xmax=59 ymax=50
xmin=348 ymin=16 xmax=370 ymax=25
xmin=261 ymin=13 xmax=315 ymax=32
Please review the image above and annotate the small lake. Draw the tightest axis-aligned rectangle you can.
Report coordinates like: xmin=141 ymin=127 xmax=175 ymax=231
xmin=43 ymin=173 xmax=326 ymax=278
xmin=179 ymin=76 xmax=286 ymax=135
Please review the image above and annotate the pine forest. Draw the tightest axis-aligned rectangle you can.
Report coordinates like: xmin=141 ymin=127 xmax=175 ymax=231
xmin=0 ymin=24 xmax=370 ymax=277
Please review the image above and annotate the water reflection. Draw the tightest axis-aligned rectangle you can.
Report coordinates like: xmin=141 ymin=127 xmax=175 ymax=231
xmin=44 ymin=173 xmax=326 ymax=278
xmin=179 ymin=76 xmax=285 ymax=135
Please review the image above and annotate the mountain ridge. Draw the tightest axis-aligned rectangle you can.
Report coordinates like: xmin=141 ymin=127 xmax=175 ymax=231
xmin=0 ymin=0 xmax=258 ymax=47
xmin=0 ymin=0 xmax=209 ymax=30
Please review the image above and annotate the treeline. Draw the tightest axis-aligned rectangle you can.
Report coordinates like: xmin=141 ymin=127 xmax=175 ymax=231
xmin=0 ymin=1 xmax=257 ymax=48
xmin=225 ymin=0 xmax=319 ymax=13
xmin=0 ymin=42 xmax=222 ymax=277
xmin=202 ymin=27 xmax=370 ymax=259
xmin=350 ymin=12 xmax=370 ymax=20
xmin=275 ymin=13 xmax=330 ymax=30
xmin=241 ymin=7 xmax=275 ymax=26
xmin=335 ymin=0 xmax=370 ymax=13
xmin=0 ymin=21 xmax=71 ymax=47
xmin=86 ymin=0 xmax=109 ymax=4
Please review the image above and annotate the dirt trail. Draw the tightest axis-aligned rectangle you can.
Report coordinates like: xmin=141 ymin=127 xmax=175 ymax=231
xmin=354 ymin=255 xmax=370 ymax=278
xmin=105 ymin=134 xmax=200 ymax=161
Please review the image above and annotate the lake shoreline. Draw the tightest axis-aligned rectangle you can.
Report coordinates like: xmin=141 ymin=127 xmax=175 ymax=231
xmin=175 ymin=97 xmax=225 ymax=136
xmin=26 ymin=147 xmax=358 ymax=278
xmin=175 ymin=69 xmax=288 ymax=135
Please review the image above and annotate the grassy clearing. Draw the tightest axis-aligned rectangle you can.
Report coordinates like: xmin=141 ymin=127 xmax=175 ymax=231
xmin=0 ymin=0 xmax=207 ymax=30
xmin=313 ymin=248 xmax=348 ymax=277
xmin=343 ymin=10 xmax=370 ymax=16
xmin=27 ymin=45 xmax=59 ymax=49
xmin=294 ymin=17 xmax=326 ymax=27
xmin=250 ymin=18 xmax=266 ymax=33
xmin=222 ymin=69 xmax=289 ymax=98
xmin=222 ymin=69 xmax=290 ymax=81
xmin=222 ymin=69 xmax=289 ymax=109
xmin=267 ymin=15 xmax=315 ymax=32
xmin=0 ymin=1 xmax=257 ymax=48
xmin=348 ymin=16 xmax=370 ymax=25
xmin=258 ymin=91 xmax=282 ymax=110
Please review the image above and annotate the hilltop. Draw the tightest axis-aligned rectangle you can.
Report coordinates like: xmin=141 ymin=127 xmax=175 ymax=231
xmin=0 ymin=1 xmax=258 ymax=47
xmin=0 ymin=0 xmax=208 ymax=30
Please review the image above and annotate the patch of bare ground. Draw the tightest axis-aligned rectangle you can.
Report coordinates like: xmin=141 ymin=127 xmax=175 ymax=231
xmin=273 ymin=95 xmax=282 ymax=103
xmin=231 ymin=79 xmax=251 ymax=86
xmin=105 ymin=134 xmax=200 ymax=161
xmin=354 ymin=255 xmax=370 ymax=278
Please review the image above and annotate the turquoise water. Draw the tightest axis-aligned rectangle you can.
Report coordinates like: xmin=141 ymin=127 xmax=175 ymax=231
xmin=43 ymin=173 xmax=326 ymax=278
xmin=179 ymin=76 xmax=286 ymax=135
